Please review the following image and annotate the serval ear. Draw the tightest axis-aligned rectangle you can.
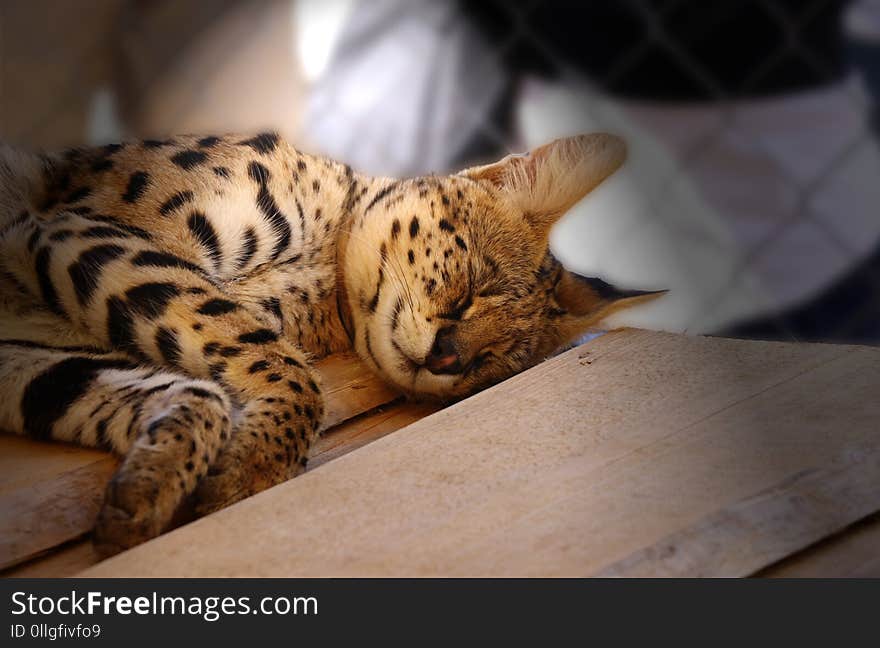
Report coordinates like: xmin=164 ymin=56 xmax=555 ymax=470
xmin=552 ymin=269 xmax=667 ymax=340
xmin=459 ymin=133 xmax=626 ymax=235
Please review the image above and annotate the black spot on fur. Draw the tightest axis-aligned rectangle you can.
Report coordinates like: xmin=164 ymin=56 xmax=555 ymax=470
xmin=363 ymin=181 xmax=401 ymax=214
xmin=288 ymin=380 xmax=303 ymax=394
xmin=236 ymin=227 xmax=259 ymax=269
xmin=142 ymin=382 xmax=174 ymax=398
xmin=26 ymin=229 xmax=41 ymax=252
xmin=219 ymin=346 xmax=242 ymax=357
xmin=95 ymin=418 xmax=109 ymax=447
xmin=367 ymin=288 xmax=380 ymax=313
xmin=295 ymin=199 xmax=306 ymax=230
xmin=106 ymin=296 xmax=135 ymax=350
xmin=187 ymin=211 xmax=222 ymax=270
xmin=248 ymin=360 xmax=270 ymax=373
xmin=391 ymin=298 xmax=405 ymax=333
xmin=410 ymin=216 xmax=420 ymax=238
xmin=439 ymin=219 xmax=455 ymax=232
xmin=209 ymin=363 xmax=226 ymax=382
xmin=91 ymin=158 xmax=114 ymax=173
xmin=34 ymin=247 xmax=65 ymax=317
xmin=212 ymin=166 xmax=230 ymax=179
xmin=83 ymin=215 xmax=152 ymax=240
xmin=80 ymin=225 xmax=130 ymax=239
xmin=262 ymin=297 xmax=283 ymax=321
xmin=248 ymin=161 xmax=270 ymax=184
xmin=122 ymin=171 xmax=150 ymax=203
xmin=408 ymin=250 xmax=415 ymax=264
xmin=64 ymin=186 xmax=91 ymax=204
xmin=391 ymin=219 xmax=401 ymax=239
xmin=159 ymin=190 xmax=194 ymax=216
xmin=283 ymin=356 xmax=302 ymax=367
xmin=266 ymin=373 xmax=282 ymax=383
xmin=198 ymin=135 xmax=221 ymax=148
xmin=238 ymin=329 xmax=278 ymax=344
xmin=48 ymin=230 xmax=73 ymax=242
xmin=248 ymin=161 xmax=291 ymax=260
xmin=68 ymin=244 xmax=126 ymax=305
xmin=203 ymin=342 xmax=220 ymax=356
xmin=124 ymin=282 xmax=180 ymax=318
xmin=21 ymin=356 xmax=135 ymax=439
xmin=0 ymin=339 xmax=108 ymax=354
xmin=197 ymin=298 xmax=239 ymax=316
xmin=171 ymin=149 xmax=208 ymax=170
xmin=184 ymin=386 xmax=224 ymax=403
xmin=239 ymin=132 xmax=279 ymax=154
xmin=155 ymin=327 xmax=181 ymax=365
xmin=131 ymin=250 xmax=204 ymax=275
xmin=454 ymin=235 xmax=468 ymax=251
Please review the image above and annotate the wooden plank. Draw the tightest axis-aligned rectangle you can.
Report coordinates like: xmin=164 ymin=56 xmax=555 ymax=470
xmin=0 ymin=352 xmax=399 ymax=571
xmin=0 ymin=457 xmax=117 ymax=571
xmin=2 ymin=539 xmax=98 ymax=579
xmin=0 ymin=437 xmax=112 ymax=498
xmin=594 ymin=443 xmax=880 ymax=577
xmin=0 ymin=399 xmax=433 ymax=577
xmin=757 ymin=513 xmax=880 ymax=578
xmin=310 ymin=401 xmax=441 ymax=469
xmin=78 ymin=330 xmax=880 ymax=577
xmin=316 ymin=352 xmax=399 ymax=427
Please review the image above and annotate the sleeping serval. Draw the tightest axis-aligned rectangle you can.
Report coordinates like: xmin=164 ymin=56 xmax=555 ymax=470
xmin=0 ymin=132 xmax=662 ymax=554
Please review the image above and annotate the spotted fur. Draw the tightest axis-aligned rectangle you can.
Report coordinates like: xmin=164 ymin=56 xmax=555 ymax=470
xmin=0 ymin=132 xmax=661 ymax=555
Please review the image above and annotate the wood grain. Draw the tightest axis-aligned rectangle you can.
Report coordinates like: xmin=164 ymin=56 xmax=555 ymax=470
xmin=758 ymin=512 xmax=880 ymax=578
xmin=317 ymin=352 xmax=400 ymax=427
xmin=2 ymin=398 xmax=441 ymax=577
xmin=78 ymin=330 xmax=880 ymax=577
xmin=3 ymin=539 xmax=99 ymax=579
xmin=0 ymin=351 xmax=399 ymax=572
xmin=0 ymin=456 xmax=117 ymax=571
xmin=595 ymin=442 xmax=880 ymax=577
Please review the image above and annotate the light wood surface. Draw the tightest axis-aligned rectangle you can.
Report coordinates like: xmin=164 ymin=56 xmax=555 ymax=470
xmin=759 ymin=513 xmax=880 ymax=578
xmin=0 ymin=351 xmax=404 ymax=574
xmin=70 ymin=330 xmax=880 ymax=577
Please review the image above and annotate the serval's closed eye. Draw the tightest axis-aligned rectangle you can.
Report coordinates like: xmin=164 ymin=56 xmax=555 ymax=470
xmin=338 ymin=133 xmax=665 ymax=398
xmin=0 ymin=132 xmax=663 ymax=554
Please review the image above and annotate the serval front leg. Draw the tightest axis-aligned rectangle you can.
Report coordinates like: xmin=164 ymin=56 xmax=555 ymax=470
xmin=87 ymin=280 xmax=325 ymax=529
xmin=0 ymin=342 xmax=233 ymax=555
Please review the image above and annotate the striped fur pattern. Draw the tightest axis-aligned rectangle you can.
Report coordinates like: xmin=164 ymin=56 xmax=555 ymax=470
xmin=0 ymin=131 xmax=659 ymax=554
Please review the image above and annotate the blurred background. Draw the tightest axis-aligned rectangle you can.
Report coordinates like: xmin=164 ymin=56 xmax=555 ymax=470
xmin=1 ymin=0 xmax=879 ymax=344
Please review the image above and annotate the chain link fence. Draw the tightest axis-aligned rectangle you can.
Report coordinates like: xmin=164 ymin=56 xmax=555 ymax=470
xmin=2 ymin=0 xmax=878 ymax=343
xmin=300 ymin=0 xmax=880 ymax=344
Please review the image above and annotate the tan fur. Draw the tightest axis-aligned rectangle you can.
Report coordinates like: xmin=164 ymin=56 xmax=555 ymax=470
xmin=0 ymin=131 xmax=661 ymax=553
